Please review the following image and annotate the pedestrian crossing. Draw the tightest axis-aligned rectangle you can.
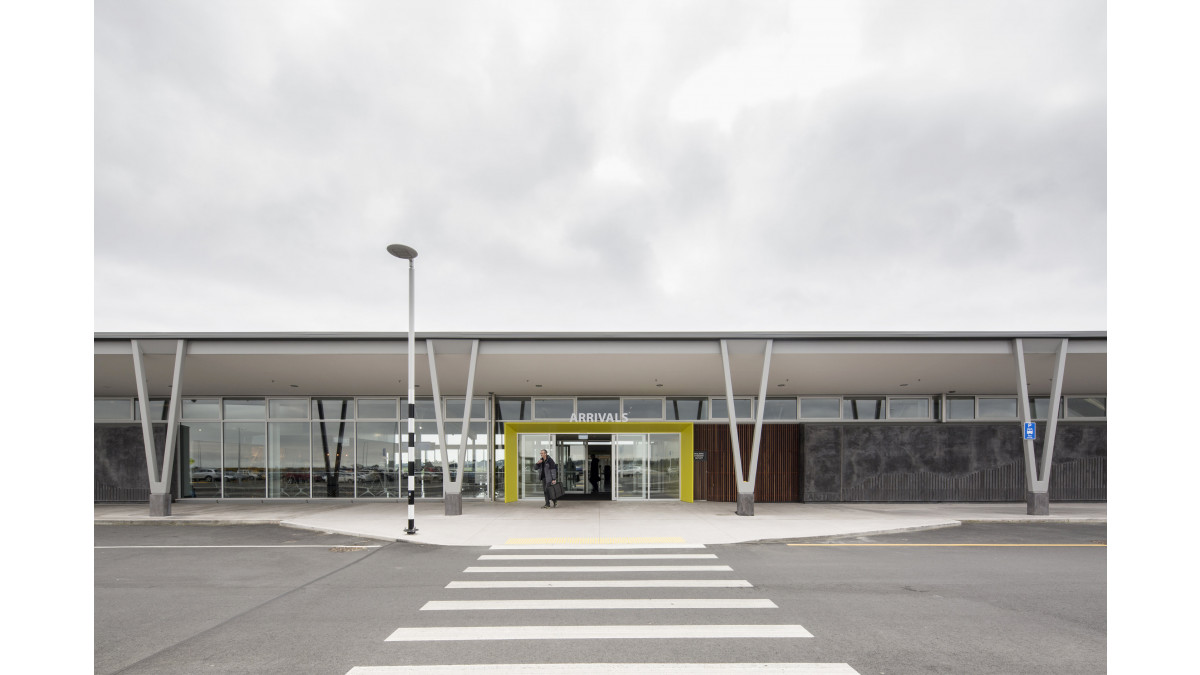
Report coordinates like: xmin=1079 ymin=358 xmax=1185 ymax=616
xmin=346 ymin=540 xmax=860 ymax=674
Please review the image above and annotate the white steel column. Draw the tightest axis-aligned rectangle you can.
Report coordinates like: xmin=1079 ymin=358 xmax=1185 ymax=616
xmin=131 ymin=339 xmax=186 ymax=517
xmin=719 ymin=340 xmax=745 ymax=486
xmin=720 ymin=339 xmax=772 ymax=516
xmin=748 ymin=340 xmax=774 ymax=492
xmin=1014 ymin=338 xmax=1069 ymax=515
xmin=427 ymin=339 xmax=480 ymax=516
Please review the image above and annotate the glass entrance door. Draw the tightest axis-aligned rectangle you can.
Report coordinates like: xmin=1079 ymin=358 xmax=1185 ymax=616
xmin=556 ymin=436 xmax=587 ymax=495
xmin=518 ymin=433 xmax=553 ymax=500
xmin=614 ymin=434 xmax=649 ymax=500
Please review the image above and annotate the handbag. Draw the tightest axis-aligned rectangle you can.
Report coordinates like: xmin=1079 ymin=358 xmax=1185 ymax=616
xmin=547 ymin=482 xmax=565 ymax=500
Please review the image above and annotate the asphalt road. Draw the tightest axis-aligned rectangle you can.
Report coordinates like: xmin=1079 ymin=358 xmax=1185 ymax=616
xmin=94 ymin=522 xmax=1106 ymax=674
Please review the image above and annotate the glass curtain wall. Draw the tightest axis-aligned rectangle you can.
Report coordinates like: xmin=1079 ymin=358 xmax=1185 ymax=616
xmin=312 ymin=398 xmax=353 ymax=498
xmin=356 ymin=422 xmax=399 ymax=498
xmin=223 ymin=422 xmax=265 ymax=497
xmin=181 ymin=422 xmax=221 ymax=498
xmin=445 ymin=421 xmax=489 ymax=498
xmin=268 ymin=422 xmax=311 ymax=498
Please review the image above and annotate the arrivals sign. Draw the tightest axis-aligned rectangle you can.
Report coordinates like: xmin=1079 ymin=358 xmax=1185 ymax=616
xmin=570 ymin=412 xmax=630 ymax=423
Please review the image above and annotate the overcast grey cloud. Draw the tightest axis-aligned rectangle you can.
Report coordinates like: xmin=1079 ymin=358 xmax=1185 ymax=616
xmin=94 ymin=0 xmax=1106 ymax=333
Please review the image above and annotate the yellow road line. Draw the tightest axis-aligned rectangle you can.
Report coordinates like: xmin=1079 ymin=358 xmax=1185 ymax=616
xmin=505 ymin=537 xmax=687 ymax=545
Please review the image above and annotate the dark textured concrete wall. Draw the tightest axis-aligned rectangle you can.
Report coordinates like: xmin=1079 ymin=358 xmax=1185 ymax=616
xmin=95 ymin=424 xmax=168 ymax=502
xmin=802 ymin=422 xmax=1106 ymax=502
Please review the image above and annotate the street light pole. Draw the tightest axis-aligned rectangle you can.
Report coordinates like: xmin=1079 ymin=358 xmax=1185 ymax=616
xmin=388 ymin=244 xmax=419 ymax=535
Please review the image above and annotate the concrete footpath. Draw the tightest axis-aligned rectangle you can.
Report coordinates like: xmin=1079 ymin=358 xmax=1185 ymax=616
xmin=94 ymin=500 xmax=1106 ymax=546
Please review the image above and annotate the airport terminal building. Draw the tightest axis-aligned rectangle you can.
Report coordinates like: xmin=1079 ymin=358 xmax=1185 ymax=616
xmin=93 ymin=332 xmax=1107 ymax=507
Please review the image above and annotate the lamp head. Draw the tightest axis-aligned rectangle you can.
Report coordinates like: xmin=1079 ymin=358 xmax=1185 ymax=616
xmin=387 ymin=244 xmax=418 ymax=260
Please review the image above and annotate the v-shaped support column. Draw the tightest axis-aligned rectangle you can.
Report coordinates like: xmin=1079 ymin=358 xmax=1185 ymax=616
xmin=720 ymin=339 xmax=773 ymax=516
xmin=1014 ymin=338 xmax=1068 ymax=515
xmin=427 ymin=339 xmax=480 ymax=515
xmin=131 ymin=339 xmax=186 ymax=516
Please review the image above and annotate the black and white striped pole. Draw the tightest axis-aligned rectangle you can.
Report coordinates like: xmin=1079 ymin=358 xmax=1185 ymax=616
xmin=388 ymin=243 xmax=419 ymax=535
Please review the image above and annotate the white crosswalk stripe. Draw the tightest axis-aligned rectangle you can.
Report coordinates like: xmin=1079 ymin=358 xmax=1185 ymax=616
xmin=447 ymin=579 xmax=753 ymax=588
xmin=385 ymin=624 xmax=813 ymax=641
xmin=421 ymin=598 xmax=778 ymax=610
xmin=464 ymin=564 xmax=733 ymax=572
xmin=349 ymin=540 xmax=861 ymax=675
xmin=479 ymin=553 xmax=719 ymax=560
xmin=349 ymin=664 xmax=859 ymax=674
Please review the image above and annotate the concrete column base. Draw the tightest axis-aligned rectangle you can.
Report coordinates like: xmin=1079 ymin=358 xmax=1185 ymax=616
xmin=736 ymin=493 xmax=755 ymax=516
xmin=149 ymin=493 xmax=172 ymax=517
xmin=1026 ymin=491 xmax=1049 ymax=516
xmin=444 ymin=492 xmax=462 ymax=516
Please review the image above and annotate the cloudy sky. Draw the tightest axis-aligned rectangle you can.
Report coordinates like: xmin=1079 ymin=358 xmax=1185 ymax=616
xmin=93 ymin=0 xmax=1106 ymax=334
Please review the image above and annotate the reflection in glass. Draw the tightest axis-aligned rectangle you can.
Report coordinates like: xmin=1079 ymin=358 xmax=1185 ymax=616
xmin=1031 ymin=397 xmax=1062 ymax=419
xmin=182 ymin=399 xmax=220 ymax=419
xmin=577 ymin=398 xmax=619 ymax=416
xmin=313 ymin=398 xmax=354 ymax=420
xmin=649 ymin=434 xmax=680 ymax=500
xmin=414 ymin=421 xmax=443 ymax=498
xmin=356 ymin=422 xmax=399 ymax=498
xmin=134 ymin=399 xmax=169 ymax=421
xmin=622 ymin=399 xmax=663 ymax=419
xmin=313 ymin=420 xmax=354 ymax=498
xmin=888 ymin=398 xmax=929 ymax=419
xmin=615 ymin=434 xmax=648 ymax=499
xmin=444 ymin=421 xmax=489 ymax=498
xmin=978 ymin=397 xmax=1018 ymax=419
xmin=182 ymin=423 xmax=221 ymax=498
xmin=445 ymin=398 xmax=486 ymax=420
xmin=268 ymin=422 xmax=310 ymax=498
xmin=518 ymin=434 xmax=552 ymax=500
xmin=414 ymin=398 xmax=437 ymax=420
xmin=270 ymin=399 xmax=309 ymax=419
xmin=534 ymin=399 xmax=574 ymax=419
xmin=762 ymin=398 xmax=798 ymax=420
xmin=496 ymin=398 xmax=531 ymax=421
xmin=95 ymin=399 xmax=132 ymax=420
xmin=358 ymin=399 xmax=398 ymax=419
xmin=843 ymin=398 xmax=885 ymax=420
xmin=1066 ymin=397 xmax=1106 ymax=418
xmin=494 ymin=422 xmax=506 ymax=500
xmin=947 ymin=397 xmax=975 ymax=420
xmin=224 ymin=399 xmax=265 ymax=420
xmin=666 ymin=398 xmax=708 ymax=420
xmin=223 ymin=422 xmax=266 ymax=497
xmin=711 ymin=398 xmax=752 ymax=420
xmin=800 ymin=398 xmax=841 ymax=419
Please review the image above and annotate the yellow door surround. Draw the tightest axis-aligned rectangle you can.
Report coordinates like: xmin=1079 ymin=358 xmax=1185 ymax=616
xmin=503 ymin=422 xmax=693 ymax=503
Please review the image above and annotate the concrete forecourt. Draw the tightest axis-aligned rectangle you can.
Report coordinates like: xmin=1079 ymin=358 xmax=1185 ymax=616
xmin=95 ymin=501 xmax=1106 ymax=674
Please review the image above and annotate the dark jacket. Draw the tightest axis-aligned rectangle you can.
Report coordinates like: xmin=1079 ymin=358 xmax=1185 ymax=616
xmin=537 ymin=456 xmax=558 ymax=485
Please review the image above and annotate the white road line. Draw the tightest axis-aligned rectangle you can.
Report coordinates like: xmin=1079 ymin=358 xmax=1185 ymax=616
xmin=421 ymin=599 xmax=777 ymax=611
xmin=384 ymin=624 xmax=814 ymax=641
xmin=94 ymin=545 xmax=380 ymax=549
xmin=446 ymin=579 xmax=753 ymax=589
xmin=464 ymin=565 xmax=733 ymax=573
xmin=479 ymin=554 xmax=718 ymax=560
xmin=489 ymin=544 xmax=707 ymax=550
xmin=349 ymin=664 xmax=858 ymax=674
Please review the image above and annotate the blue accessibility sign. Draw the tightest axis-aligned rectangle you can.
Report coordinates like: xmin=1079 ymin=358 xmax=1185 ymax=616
xmin=1023 ymin=422 xmax=1036 ymax=440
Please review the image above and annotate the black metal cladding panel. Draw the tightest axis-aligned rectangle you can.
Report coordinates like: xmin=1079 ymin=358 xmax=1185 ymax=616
xmin=95 ymin=424 xmax=166 ymax=503
xmin=803 ymin=422 xmax=1106 ymax=502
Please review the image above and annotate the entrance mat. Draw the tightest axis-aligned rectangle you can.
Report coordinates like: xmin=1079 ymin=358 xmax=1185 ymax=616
xmin=504 ymin=536 xmax=687 ymax=545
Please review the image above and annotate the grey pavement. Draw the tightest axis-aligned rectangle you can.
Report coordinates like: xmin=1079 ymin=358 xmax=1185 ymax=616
xmin=93 ymin=499 xmax=1106 ymax=546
